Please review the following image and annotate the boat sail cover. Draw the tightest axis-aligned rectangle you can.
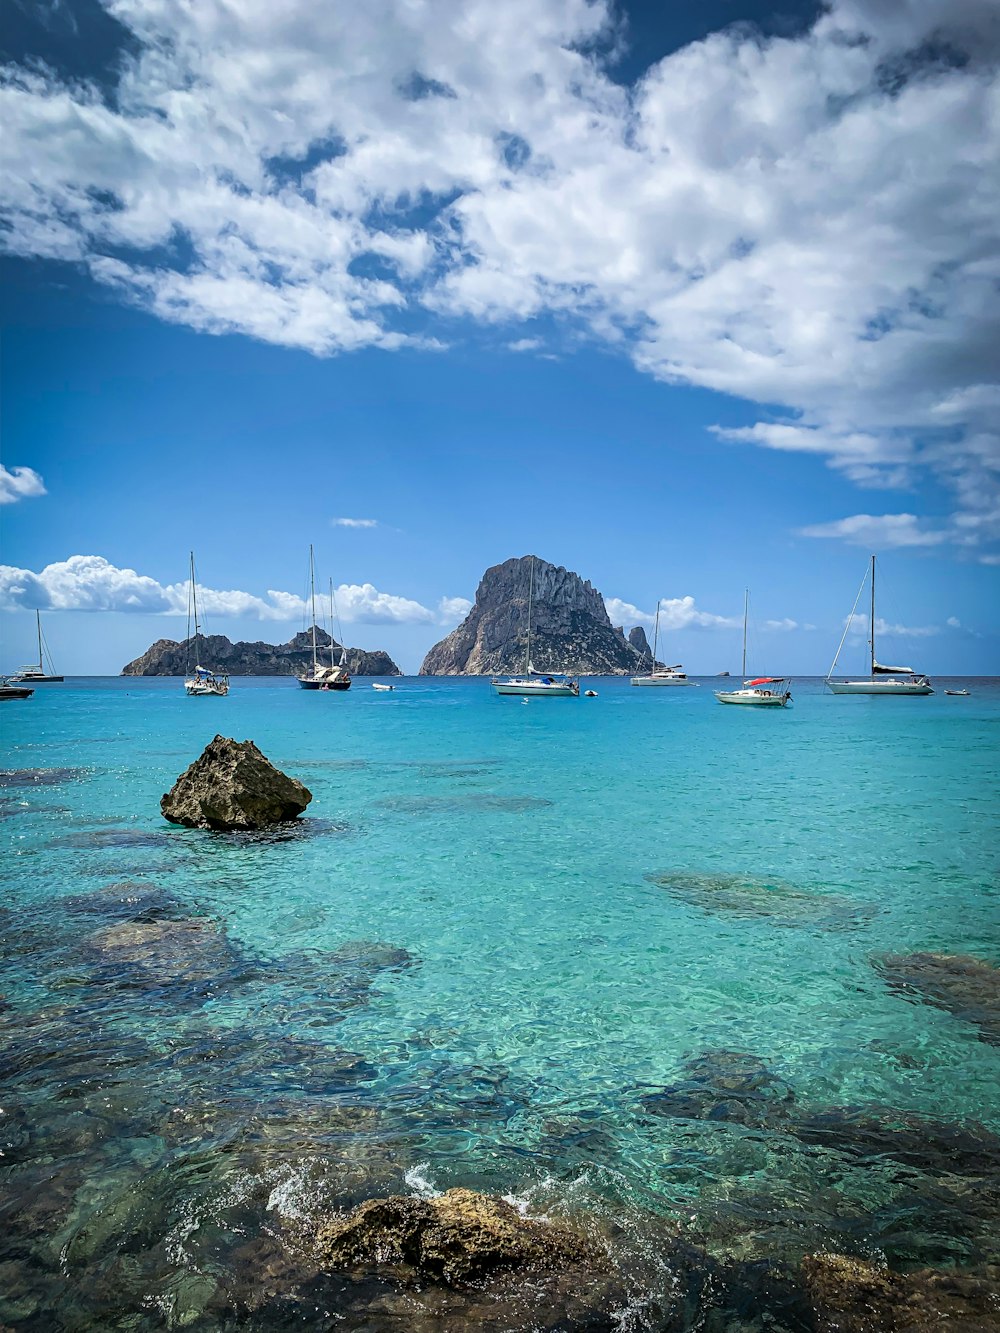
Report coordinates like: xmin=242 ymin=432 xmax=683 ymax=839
xmin=746 ymin=677 xmax=783 ymax=686
xmin=873 ymin=661 xmax=915 ymax=674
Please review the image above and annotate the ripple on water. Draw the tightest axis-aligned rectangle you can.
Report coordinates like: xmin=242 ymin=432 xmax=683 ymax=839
xmin=378 ymin=793 xmax=553 ymax=815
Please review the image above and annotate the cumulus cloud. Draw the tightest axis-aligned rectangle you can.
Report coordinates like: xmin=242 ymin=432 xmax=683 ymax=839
xmin=438 ymin=595 xmax=473 ymax=623
xmin=605 ymin=595 xmax=740 ymax=630
xmin=0 ymin=555 xmax=437 ymax=623
xmin=2 ymin=0 xmax=999 ymax=554
xmin=845 ymin=612 xmax=938 ymax=638
xmin=797 ymin=513 xmax=950 ymax=548
xmin=0 ymin=464 xmax=46 ymax=504
xmin=333 ymin=518 xmax=378 ymax=528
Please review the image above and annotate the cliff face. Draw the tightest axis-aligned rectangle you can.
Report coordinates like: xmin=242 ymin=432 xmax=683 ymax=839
xmin=122 ymin=628 xmax=401 ymax=677
xmin=419 ymin=556 xmax=649 ymax=676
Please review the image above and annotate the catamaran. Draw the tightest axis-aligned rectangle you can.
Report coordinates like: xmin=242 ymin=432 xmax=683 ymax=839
xmin=715 ymin=590 xmax=791 ymax=707
xmin=11 ymin=611 xmax=63 ymax=683
xmin=491 ymin=556 xmax=579 ymax=697
xmin=826 ymin=555 xmax=933 ymax=695
xmin=630 ymin=604 xmax=695 ymax=686
xmin=183 ymin=553 xmax=229 ymax=697
xmin=297 ymin=548 xmax=351 ymax=690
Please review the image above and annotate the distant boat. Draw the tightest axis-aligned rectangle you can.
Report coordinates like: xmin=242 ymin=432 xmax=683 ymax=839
xmin=11 ymin=611 xmax=63 ymax=683
xmin=0 ymin=677 xmax=34 ymax=701
xmin=944 ymin=688 xmax=970 ymax=696
xmin=183 ymin=552 xmax=229 ymax=697
xmin=298 ymin=548 xmax=351 ymax=691
xmin=630 ymin=604 xmax=696 ymax=687
xmin=491 ymin=556 xmax=579 ymax=697
xmin=715 ymin=591 xmax=791 ymax=707
xmin=372 ymin=683 xmax=394 ymax=691
xmin=826 ymin=555 xmax=932 ymax=696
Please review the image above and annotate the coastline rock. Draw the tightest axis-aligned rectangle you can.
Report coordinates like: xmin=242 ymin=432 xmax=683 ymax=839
xmin=627 ymin=625 xmax=652 ymax=659
xmin=641 ymin=1049 xmax=796 ymax=1129
xmin=161 ymin=735 xmax=311 ymax=830
xmin=419 ymin=555 xmax=650 ymax=675
xmin=874 ymin=952 xmax=1000 ymax=1045
xmin=802 ymin=1252 xmax=1000 ymax=1332
xmin=122 ymin=627 xmax=401 ymax=676
xmin=316 ymin=1187 xmax=604 ymax=1286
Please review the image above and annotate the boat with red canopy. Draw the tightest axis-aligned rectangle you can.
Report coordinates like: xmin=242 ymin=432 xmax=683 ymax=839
xmin=715 ymin=594 xmax=792 ymax=707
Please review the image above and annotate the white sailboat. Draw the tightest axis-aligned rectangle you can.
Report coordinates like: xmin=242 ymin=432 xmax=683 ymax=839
xmin=297 ymin=548 xmax=351 ymax=690
xmin=12 ymin=611 xmax=63 ymax=683
xmin=630 ymin=604 xmax=696 ymax=686
xmin=491 ymin=556 xmax=579 ymax=697
xmin=183 ymin=552 xmax=229 ymax=697
xmin=715 ymin=590 xmax=791 ymax=707
xmin=826 ymin=555 xmax=933 ymax=695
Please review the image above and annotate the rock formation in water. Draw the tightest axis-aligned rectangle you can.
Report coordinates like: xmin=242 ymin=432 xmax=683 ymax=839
xmin=419 ymin=555 xmax=651 ymax=675
xmin=628 ymin=625 xmax=652 ymax=659
xmin=122 ymin=628 xmax=400 ymax=676
xmin=316 ymin=1188 xmax=604 ymax=1286
xmin=161 ymin=735 xmax=312 ymax=830
xmin=802 ymin=1252 xmax=1000 ymax=1332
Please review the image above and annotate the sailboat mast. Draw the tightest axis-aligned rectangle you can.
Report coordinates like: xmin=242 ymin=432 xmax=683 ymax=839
xmin=525 ymin=556 xmax=534 ymax=675
xmin=329 ymin=579 xmax=335 ymax=669
xmin=741 ymin=589 xmax=749 ymax=679
xmin=190 ymin=551 xmax=201 ymax=665
xmin=652 ymin=604 xmax=660 ymax=666
xmin=869 ymin=553 xmax=876 ymax=676
xmin=309 ymin=545 xmax=318 ymax=670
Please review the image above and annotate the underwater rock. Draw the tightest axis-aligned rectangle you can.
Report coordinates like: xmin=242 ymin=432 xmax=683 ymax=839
xmin=82 ymin=917 xmax=248 ymax=989
xmin=0 ymin=767 xmax=84 ymax=787
xmin=379 ymin=794 xmax=552 ymax=815
xmin=61 ymin=880 xmax=183 ymax=922
xmin=316 ymin=1187 xmax=605 ymax=1286
xmin=874 ymin=952 xmax=1000 ymax=1046
xmin=647 ymin=869 xmax=873 ymax=930
xmin=160 ymin=734 xmax=312 ymax=830
xmin=802 ymin=1252 xmax=1000 ymax=1332
xmin=788 ymin=1107 xmax=1000 ymax=1178
xmin=640 ymin=1050 xmax=796 ymax=1129
xmin=48 ymin=827 xmax=175 ymax=850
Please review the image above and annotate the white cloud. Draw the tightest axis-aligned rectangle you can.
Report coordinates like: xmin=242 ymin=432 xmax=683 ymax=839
xmin=437 ymin=595 xmax=473 ymax=624
xmin=0 ymin=465 xmax=46 ymax=505
xmin=764 ymin=618 xmax=801 ymax=632
xmin=845 ymin=612 xmax=939 ymax=638
xmin=947 ymin=616 xmax=962 ymax=629
xmin=796 ymin=513 xmax=950 ymax=548
xmin=0 ymin=555 xmax=436 ymax=623
xmin=332 ymin=517 xmax=378 ymax=528
xmin=605 ymin=595 xmax=740 ymax=630
xmin=2 ymin=0 xmax=999 ymax=554
xmin=507 ymin=338 xmax=542 ymax=353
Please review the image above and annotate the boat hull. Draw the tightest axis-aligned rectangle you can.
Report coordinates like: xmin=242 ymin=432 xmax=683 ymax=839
xmin=12 ymin=673 xmax=64 ymax=683
xmin=715 ymin=690 xmax=790 ymax=707
xmin=0 ymin=685 xmax=34 ymax=700
xmin=492 ymin=679 xmax=579 ymax=697
xmin=826 ymin=679 xmax=933 ymax=695
xmin=630 ymin=676 xmax=694 ymax=687
xmin=185 ymin=682 xmax=229 ymax=696
xmin=298 ymin=678 xmax=351 ymax=690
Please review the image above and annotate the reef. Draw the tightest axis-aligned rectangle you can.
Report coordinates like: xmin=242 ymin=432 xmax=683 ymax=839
xmin=161 ymin=734 xmax=312 ymax=830
xmin=874 ymin=951 xmax=1000 ymax=1045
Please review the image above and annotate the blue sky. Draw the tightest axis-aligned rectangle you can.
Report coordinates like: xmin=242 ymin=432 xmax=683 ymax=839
xmin=1 ymin=0 xmax=998 ymax=674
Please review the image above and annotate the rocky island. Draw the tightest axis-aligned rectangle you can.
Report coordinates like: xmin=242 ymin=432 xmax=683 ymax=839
xmin=122 ymin=627 xmax=401 ymax=677
xmin=420 ymin=555 xmax=655 ymax=676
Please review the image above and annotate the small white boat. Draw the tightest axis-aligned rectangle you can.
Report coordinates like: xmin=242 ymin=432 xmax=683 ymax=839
xmin=715 ymin=591 xmax=791 ymax=708
xmin=372 ymin=682 xmax=395 ymax=691
xmin=182 ymin=554 xmax=229 ymax=696
xmin=584 ymin=689 xmax=598 ymax=697
xmin=826 ymin=556 xmax=932 ymax=696
xmin=491 ymin=557 xmax=579 ymax=698
xmin=944 ymin=688 xmax=970 ymax=696
xmin=631 ymin=605 xmax=695 ymax=686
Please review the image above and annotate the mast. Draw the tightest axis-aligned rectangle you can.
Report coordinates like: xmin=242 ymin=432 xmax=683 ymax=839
xmin=329 ymin=579 xmax=336 ymax=669
xmin=309 ymin=545 xmax=318 ymax=671
xmin=741 ymin=589 xmax=749 ymax=679
xmin=189 ymin=551 xmax=201 ymax=667
xmin=651 ymin=604 xmax=660 ymax=668
xmin=869 ymin=553 xmax=876 ymax=676
xmin=524 ymin=556 xmax=534 ymax=675
xmin=36 ymin=610 xmax=43 ymax=672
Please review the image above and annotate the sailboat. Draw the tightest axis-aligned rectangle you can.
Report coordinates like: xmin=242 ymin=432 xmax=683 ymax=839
xmin=826 ymin=555 xmax=933 ymax=695
xmin=297 ymin=548 xmax=351 ymax=690
xmin=630 ymin=604 xmax=695 ymax=686
xmin=183 ymin=552 xmax=229 ymax=696
xmin=715 ymin=590 xmax=791 ymax=707
xmin=491 ymin=556 xmax=579 ymax=697
xmin=12 ymin=611 xmax=63 ymax=683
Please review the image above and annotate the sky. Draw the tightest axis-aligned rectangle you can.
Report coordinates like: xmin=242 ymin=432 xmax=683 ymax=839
xmin=1 ymin=0 xmax=998 ymax=676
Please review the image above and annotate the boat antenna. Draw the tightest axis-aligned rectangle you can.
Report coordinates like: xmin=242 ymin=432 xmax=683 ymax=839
xmin=309 ymin=544 xmax=318 ymax=672
xmin=826 ymin=559 xmax=870 ymax=681
xmin=869 ymin=552 xmax=876 ymax=677
xmin=741 ymin=588 xmax=748 ymax=680
xmin=525 ymin=555 xmax=534 ymax=675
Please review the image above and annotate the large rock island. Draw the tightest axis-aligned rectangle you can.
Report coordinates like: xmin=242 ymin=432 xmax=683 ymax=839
xmin=122 ymin=628 xmax=401 ymax=677
xmin=420 ymin=555 xmax=652 ymax=676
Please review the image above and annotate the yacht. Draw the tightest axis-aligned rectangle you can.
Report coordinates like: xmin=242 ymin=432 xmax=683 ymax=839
xmin=298 ymin=549 xmax=351 ymax=690
xmin=631 ymin=604 xmax=695 ymax=686
xmin=11 ymin=611 xmax=63 ymax=683
xmin=491 ymin=556 xmax=579 ymax=697
xmin=715 ymin=591 xmax=791 ymax=707
xmin=826 ymin=556 xmax=933 ymax=695
xmin=183 ymin=553 xmax=229 ymax=696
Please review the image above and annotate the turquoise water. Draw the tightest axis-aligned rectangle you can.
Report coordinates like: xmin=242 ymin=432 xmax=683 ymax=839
xmin=2 ymin=676 xmax=999 ymax=1328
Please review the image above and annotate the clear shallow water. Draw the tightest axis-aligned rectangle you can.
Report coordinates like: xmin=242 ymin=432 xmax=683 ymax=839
xmin=2 ymin=675 xmax=999 ymax=1329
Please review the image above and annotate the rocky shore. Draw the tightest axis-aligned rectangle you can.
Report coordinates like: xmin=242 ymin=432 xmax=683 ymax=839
xmin=121 ymin=627 xmax=401 ymax=676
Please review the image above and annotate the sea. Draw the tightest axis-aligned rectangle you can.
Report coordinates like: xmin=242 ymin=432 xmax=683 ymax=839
xmin=2 ymin=675 xmax=999 ymax=1330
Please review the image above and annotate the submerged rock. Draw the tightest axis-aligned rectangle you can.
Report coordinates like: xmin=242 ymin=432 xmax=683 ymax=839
xmin=316 ymin=1188 xmax=604 ymax=1286
xmin=640 ymin=1049 xmax=796 ymax=1129
xmin=83 ymin=917 xmax=249 ymax=989
xmin=160 ymin=734 xmax=312 ymax=830
xmin=647 ymin=869 xmax=873 ymax=930
xmin=0 ymin=767 xmax=84 ymax=787
xmin=802 ymin=1252 xmax=1000 ymax=1332
xmin=874 ymin=952 xmax=1000 ymax=1045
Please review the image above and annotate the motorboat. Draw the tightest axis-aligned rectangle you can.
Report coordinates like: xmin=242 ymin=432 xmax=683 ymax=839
xmin=826 ymin=556 xmax=932 ymax=695
xmin=372 ymin=683 xmax=395 ymax=691
xmin=0 ymin=677 xmax=34 ymax=700
xmin=944 ymin=688 xmax=970 ymax=696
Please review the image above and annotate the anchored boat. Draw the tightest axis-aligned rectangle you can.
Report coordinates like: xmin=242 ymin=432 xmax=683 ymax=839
xmin=11 ymin=611 xmax=63 ymax=683
xmin=298 ymin=548 xmax=351 ymax=690
xmin=715 ymin=591 xmax=791 ymax=707
xmin=491 ymin=556 xmax=579 ymax=697
xmin=183 ymin=553 xmax=229 ymax=696
xmin=630 ymin=605 xmax=696 ymax=687
xmin=826 ymin=555 xmax=932 ymax=695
